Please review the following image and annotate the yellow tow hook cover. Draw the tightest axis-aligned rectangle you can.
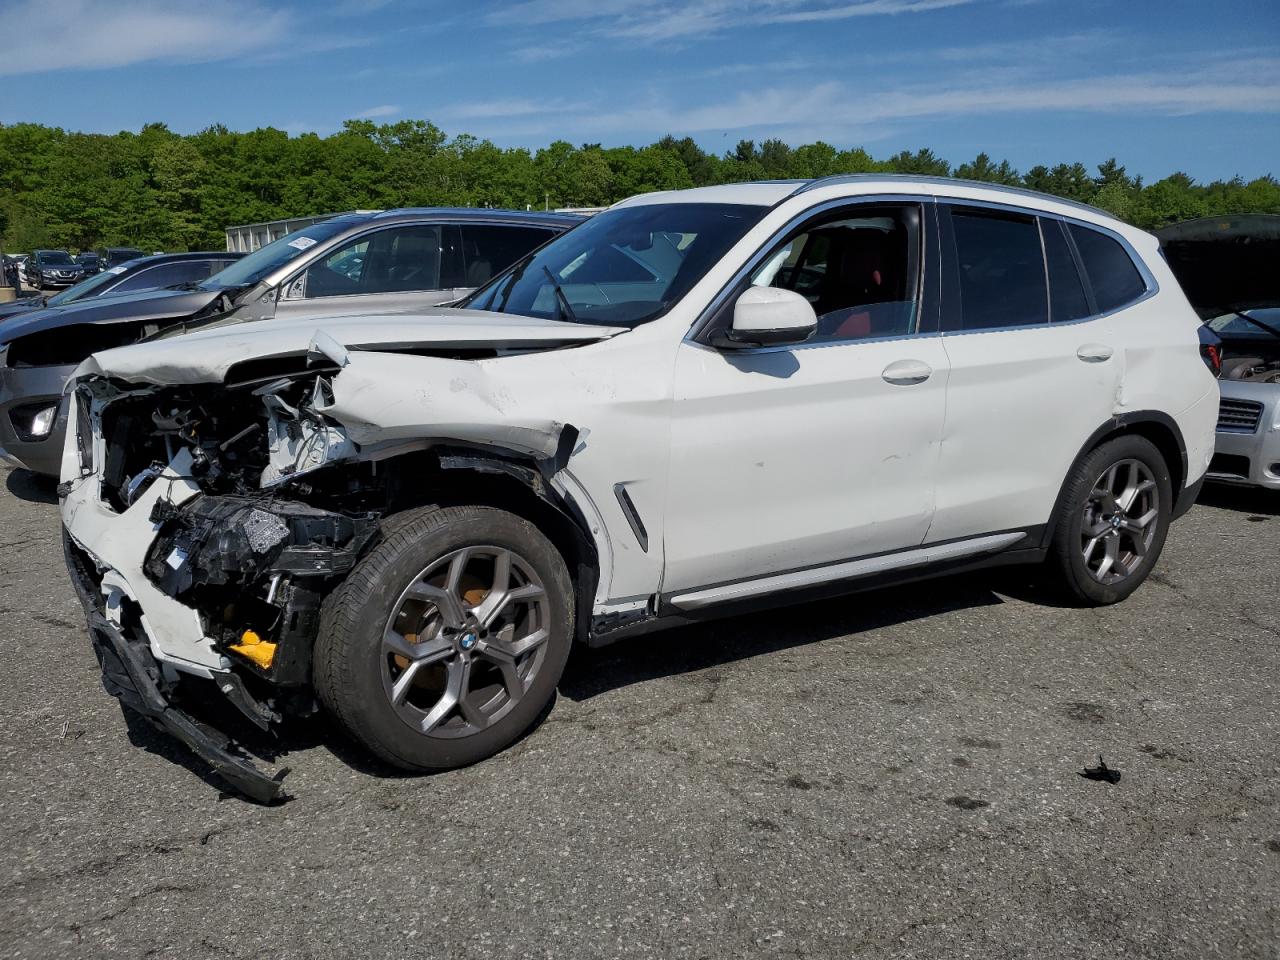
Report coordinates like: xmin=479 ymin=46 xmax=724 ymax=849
xmin=229 ymin=629 xmax=277 ymax=670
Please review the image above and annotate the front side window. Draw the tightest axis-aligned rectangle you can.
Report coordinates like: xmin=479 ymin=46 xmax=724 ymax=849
xmin=744 ymin=204 xmax=921 ymax=343
xmin=461 ymin=225 xmax=558 ymax=288
xmin=951 ymin=211 xmax=1047 ymax=329
xmin=298 ymin=225 xmax=461 ymax=299
xmin=464 ymin=203 xmax=767 ymax=327
xmin=1069 ymin=224 xmax=1147 ymax=314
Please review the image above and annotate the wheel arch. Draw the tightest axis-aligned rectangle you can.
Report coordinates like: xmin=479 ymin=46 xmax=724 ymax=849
xmin=370 ymin=445 xmax=603 ymax=644
xmin=1043 ymin=411 xmax=1189 ymax=548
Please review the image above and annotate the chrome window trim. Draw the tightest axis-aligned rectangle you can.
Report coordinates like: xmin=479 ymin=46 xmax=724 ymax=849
xmin=935 ymin=196 xmax=1158 ymax=338
xmin=686 ymin=193 xmax=937 ymax=349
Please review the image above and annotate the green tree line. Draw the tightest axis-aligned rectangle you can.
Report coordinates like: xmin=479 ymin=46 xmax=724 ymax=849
xmin=1 ymin=119 xmax=1277 ymax=252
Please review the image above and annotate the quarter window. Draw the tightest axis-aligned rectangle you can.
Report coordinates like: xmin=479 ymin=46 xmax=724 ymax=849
xmin=1042 ymin=219 xmax=1091 ymax=323
xmin=746 ymin=204 xmax=921 ymax=343
xmin=1068 ymin=224 xmax=1146 ymax=313
xmin=951 ymin=211 xmax=1047 ymax=329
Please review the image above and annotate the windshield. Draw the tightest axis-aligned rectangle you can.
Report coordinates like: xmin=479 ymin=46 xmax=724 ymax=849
xmin=201 ymin=219 xmax=363 ymax=291
xmin=45 ymin=266 xmax=132 ymax=305
xmin=39 ymin=252 xmax=74 ymax=265
xmin=1207 ymin=308 xmax=1280 ymax=339
xmin=463 ymin=203 xmax=767 ymax=327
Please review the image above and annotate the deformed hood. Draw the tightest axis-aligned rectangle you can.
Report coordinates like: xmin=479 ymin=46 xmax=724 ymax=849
xmin=0 ymin=287 xmax=222 ymax=345
xmin=72 ymin=308 xmax=625 ymax=386
xmin=1156 ymin=214 xmax=1280 ymax=318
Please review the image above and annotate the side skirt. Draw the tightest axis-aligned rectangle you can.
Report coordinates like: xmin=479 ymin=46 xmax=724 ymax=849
xmin=586 ymin=528 xmax=1046 ymax=647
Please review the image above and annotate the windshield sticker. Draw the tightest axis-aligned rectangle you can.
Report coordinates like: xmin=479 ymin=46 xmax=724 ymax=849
xmin=288 ymin=237 xmax=318 ymax=251
xmin=107 ymin=266 xmax=127 ymax=275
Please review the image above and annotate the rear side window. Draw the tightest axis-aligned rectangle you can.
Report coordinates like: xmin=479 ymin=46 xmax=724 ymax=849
xmin=1068 ymin=224 xmax=1146 ymax=313
xmin=460 ymin=225 xmax=557 ymax=287
xmin=951 ymin=211 xmax=1047 ymax=329
xmin=1042 ymin=219 xmax=1091 ymax=322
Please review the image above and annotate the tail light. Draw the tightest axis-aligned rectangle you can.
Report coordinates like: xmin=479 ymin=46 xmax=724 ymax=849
xmin=1200 ymin=343 xmax=1222 ymax=378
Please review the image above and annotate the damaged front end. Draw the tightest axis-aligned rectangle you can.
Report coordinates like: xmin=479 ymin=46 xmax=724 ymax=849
xmin=62 ymin=364 xmax=390 ymax=802
xmin=61 ymin=332 xmax=595 ymax=801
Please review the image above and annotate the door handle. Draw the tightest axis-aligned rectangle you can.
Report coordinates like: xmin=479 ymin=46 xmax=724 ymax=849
xmin=881 ymin=359 xmax=933 ymax=385
xmin=1076 ymin=343 xmax=1114 ymax=363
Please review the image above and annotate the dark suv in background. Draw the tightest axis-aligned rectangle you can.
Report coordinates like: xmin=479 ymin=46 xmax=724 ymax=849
xmin=0 ymin=208 xmax=580 ymax=478
xmin=75 ymin=252 xmax=102 ymax=274
xmin=27 ymin=250 xmax=86 ymax=290
xmin=0 ymin=251 xmax=244 ymax=323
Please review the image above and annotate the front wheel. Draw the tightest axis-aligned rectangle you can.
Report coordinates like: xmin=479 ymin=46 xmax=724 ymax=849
xmin=1047 ymin=435 xmax=1173 ymax=605
xmin=314 ymin=505 xmax=574 ymax=771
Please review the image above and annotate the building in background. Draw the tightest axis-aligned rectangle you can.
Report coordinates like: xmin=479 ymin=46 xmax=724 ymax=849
xmin=224 ymin=211 xmax=380 ymax=252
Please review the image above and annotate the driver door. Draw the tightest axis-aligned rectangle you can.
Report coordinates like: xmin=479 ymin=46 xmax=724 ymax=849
xmin=661 ymin=200 xmax=950 ymax=594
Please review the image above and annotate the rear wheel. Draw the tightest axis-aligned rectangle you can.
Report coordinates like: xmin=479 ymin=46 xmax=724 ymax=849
xmin=314 ymin=505 xmax=574 ymax=770
xmin=1047 ymin=435 xmax=1173 ymax=605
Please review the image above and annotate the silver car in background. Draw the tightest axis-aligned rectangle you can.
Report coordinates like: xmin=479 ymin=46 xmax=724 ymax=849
xmin=1159 ymin=215 xmax=1280 ymax=491
xmin=0 ymin=209 xmax=581 ymax=477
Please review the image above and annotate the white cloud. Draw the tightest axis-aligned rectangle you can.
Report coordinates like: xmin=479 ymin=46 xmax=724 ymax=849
xmin=354 ymin=104 xmax=401 ymax=119
xmin=490 ymin=0 xmax=982 ymax=42
xmin=0 ymin=0 xmax=297 ymax=76
xmin=457 ymin=64 xmax=1280 ymax=142
xmin=436 ymin=98 xmax=590 ymax=119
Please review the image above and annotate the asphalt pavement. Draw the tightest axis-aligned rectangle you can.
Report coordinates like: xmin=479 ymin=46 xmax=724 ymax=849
xmin=0 ymin=464 xmax=1276 ymax=959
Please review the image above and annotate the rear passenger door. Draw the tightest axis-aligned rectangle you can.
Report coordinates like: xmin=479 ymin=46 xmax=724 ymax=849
xmin=928 ymin=205 xmax=1133 ymax=543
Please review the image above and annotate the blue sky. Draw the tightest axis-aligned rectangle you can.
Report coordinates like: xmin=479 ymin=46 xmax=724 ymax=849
xmin=2 ymin=0 xmax=1277 ymax=182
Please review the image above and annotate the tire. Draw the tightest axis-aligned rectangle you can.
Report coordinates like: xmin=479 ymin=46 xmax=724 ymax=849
xmin=314 ymin=504 xmax=574 ymax=771
xmin=1047 ymin=434 xmax=1173 ymax=605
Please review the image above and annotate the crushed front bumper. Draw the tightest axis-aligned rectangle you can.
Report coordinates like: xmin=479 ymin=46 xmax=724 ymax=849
xmin=64 ymin=533 xmax=290 ymax=803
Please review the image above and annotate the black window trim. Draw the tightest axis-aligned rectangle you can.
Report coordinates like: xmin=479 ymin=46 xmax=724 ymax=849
xmin=687 ymin=194 xmax=940 ymax=352
xmin=936 ymin=197 xmax=1158 ymax=336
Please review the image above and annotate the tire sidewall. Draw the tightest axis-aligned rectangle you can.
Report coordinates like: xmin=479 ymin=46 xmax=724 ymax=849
xmin=327 ymin=508 xmax=573 ymax=770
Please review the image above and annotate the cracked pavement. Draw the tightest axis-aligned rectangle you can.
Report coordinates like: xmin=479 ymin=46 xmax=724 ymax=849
xmin=0 ymin=464 xmax=1277 ymax=959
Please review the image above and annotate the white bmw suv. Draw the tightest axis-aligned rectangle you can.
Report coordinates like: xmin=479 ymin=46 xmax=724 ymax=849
xmin=60 ymin=176 xmax=1218 ymax=801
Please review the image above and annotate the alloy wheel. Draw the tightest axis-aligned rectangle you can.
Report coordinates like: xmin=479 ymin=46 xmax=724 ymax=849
xmin=1080 ymin=458 xmax=1161 ymax=585
xmin=381 ymin=546 xmax=550 ymax=739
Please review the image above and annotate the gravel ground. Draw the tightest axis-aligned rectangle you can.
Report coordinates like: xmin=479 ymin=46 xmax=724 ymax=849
xmin=0 ymin=464 xmax=1276 ymax=959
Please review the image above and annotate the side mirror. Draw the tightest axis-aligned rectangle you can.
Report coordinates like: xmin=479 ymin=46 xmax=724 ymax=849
xmin=715 ymin=286 xmax=817 ymax=349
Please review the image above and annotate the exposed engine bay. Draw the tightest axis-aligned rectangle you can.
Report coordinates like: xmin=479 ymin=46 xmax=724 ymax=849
xmin=1218 ymin=344 xmax=1280 ymax=383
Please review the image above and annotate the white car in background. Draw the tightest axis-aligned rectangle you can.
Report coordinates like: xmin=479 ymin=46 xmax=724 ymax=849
xmin=61 ymin=176 xmax=1218 ymax=801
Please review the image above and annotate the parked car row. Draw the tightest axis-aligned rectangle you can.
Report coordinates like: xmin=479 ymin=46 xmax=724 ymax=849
xmin=0 ymin=210 xmax=579 ymax=476
xmin=2 ymin=184 xmax=1271 ymax=803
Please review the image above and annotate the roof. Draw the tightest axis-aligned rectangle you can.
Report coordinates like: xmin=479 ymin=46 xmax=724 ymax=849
xmin=613 ymin=174 xmax=1117 ymax=224
xmin=368 ymin=208 xmax=585 ymax=227
xmin=119 ymin=251 xmax=245 ymax=265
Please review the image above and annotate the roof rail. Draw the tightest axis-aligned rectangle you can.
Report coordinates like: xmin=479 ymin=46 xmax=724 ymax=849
xmin=791 ymin=173 xmax=1112 ymax=220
